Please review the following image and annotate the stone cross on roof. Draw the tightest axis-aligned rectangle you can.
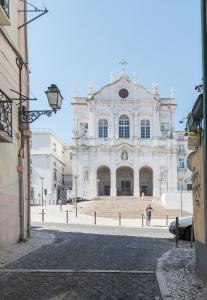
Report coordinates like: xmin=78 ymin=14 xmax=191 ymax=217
xmin=119 ymin=59 xmax=128 ymax=75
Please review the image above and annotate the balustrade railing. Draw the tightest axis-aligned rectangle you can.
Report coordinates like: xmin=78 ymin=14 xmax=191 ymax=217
xmin=0 ymin=89 xmax=12 ymax=139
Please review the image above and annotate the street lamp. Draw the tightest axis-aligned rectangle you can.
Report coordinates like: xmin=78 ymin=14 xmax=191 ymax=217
xmin=40 ymin=177 xmax=44 ymax=207
xmin=19 ymin=84 xmax=63 ymax=124
xmin=73 ymin=174 xmax=79 ymax=218
xmin=178 ymin=174 xmax=184 ymax=217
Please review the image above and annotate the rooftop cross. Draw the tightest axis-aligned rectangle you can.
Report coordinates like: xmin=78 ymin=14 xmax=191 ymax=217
xmin=119 ymin=59 xmax=128 ymax=75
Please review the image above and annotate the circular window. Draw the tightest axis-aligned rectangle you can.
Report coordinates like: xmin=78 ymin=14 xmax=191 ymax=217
xmin=119 ymin=88 xmax=129 ymax=99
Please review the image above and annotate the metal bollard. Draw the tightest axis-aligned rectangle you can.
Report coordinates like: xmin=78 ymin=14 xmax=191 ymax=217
xmin=175 ymin=217 xmax=179 ymax=248
xmin=190 ymin=219 xmax=194 ymax=248
xmin=119 ymin=213 xmax=121 ymax=226
xmin=94 ymin=211 xmax=96 ymax=225
xmin=41 ymin=208 xmax=45 ymax=223
xmin=142 ymin=213 xmax=144 ymax=228
xmin=166 ymin=215 xmax=168 ymax=227
xmin=66 ymin=210 xmax=69 ymax=224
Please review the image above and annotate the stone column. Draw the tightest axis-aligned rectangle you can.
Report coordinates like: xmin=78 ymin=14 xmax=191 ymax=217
xmin=134 ymin=112 xmax=138 ymax=138
xmin=89 ymin=166 xmax=97 ymax=199
xmin=134 ymin=167 xmax=140 ymax=198
xmin=110 ymin=167 xmax=116 ymax=198
xmin=114 ymin=113 xmax=118 ymax=140
xmin=130 ymin=112 xmax=134 ymax=140
xmin=153 ymin=165 xmax=159 ymax=198
xmin=110 ymin=111 xmax=114 ymax=139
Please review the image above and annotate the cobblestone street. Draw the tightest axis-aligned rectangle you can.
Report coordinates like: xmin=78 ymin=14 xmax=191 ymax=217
xmin=0 ymin=224 xmax=175 ymax=299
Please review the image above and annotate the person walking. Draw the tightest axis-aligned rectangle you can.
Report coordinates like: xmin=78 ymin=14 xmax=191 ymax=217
xmin=144 ymin=203 xmax=153 ymax=226
xmin=147 ymin=204 xmax=153 ymax=226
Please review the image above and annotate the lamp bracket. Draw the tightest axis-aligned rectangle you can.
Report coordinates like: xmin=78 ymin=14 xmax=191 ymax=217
xmin=20 ymin=109 xmax=53 ymax=124
xmin=18 ymin=0 xmax=48 ymax=29
xmin=10 ymin=89 xmax=37 ymax=104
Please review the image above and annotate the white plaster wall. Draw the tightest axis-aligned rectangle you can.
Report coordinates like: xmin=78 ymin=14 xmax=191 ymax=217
xmin=31 ymin=131 xmax=65 ymax=205
xmin=161 ymin=192 xmax=193 ymax=214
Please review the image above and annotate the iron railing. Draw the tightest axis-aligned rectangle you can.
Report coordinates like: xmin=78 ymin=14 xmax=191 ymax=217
xmin=0 ymin=89 xmax=12 ymax=138
xmin=0 ymin=0 xmax=9 ymax=17
xmin=177 ymin=149 xmax=187 ymax=156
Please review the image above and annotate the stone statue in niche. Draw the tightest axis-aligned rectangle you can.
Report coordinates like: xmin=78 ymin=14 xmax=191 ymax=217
xmin=121 ymin=151 xmax=128 ymax=161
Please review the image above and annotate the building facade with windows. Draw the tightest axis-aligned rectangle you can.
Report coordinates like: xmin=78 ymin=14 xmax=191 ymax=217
xmin=30 ymin=130 xmax=72 ymax=205
xmin=0 ymin=0 xmax=30 ymax=246
xmin=71 ymin=71 xmax=191 ymax=200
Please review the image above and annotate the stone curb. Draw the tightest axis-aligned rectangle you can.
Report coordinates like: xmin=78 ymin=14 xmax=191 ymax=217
xmin=0 ymin=230 xmax=56 ymax=268
xmin=156 ymin=253 xmax=172 ymax=300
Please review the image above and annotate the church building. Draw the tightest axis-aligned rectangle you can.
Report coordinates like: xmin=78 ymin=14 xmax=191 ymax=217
xmin=71 ymin=62 xmax=191 ymax=200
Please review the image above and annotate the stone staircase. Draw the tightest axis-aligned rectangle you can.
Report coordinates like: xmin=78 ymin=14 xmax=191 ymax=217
xmin=94 ymin=196 xmax=159 ymax=201
xmin=78 ymin=198 xmax=190 ymax=219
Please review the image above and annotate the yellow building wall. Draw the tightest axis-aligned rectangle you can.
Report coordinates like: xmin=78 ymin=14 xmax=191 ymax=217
xmin=191 ymin=146 xmax=206 ymax=242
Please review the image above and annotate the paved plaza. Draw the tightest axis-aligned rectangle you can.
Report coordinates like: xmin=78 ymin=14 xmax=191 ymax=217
xmin=0 ymin=223 xmax=174 ymax=299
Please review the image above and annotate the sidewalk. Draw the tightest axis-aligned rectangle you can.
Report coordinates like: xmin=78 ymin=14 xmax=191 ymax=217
xmin=31 ymin=205 xmax=173 ymax=228
xmin=0 ymin=230 xmax=55 ymax=268
xmin=156 ymin=246 xmax=207 ymax=300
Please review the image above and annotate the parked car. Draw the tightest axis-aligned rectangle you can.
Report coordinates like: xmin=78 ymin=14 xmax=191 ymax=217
xmin=169 ymin=216 xmax=193 ymax=241
xmin=66 ymin=197 xmax=88 ymax=204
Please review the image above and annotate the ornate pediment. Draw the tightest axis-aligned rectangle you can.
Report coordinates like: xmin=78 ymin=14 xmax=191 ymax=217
xmin=91 ymin=75 xmax=154 ymax=102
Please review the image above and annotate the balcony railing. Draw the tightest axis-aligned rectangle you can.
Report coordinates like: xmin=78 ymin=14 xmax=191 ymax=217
xmin=0 ymin=0 xmax=9 ymax=17
xmin=0 ymin=89 xmax=12 ymax=142
xmin=177 ymin=149 xmax=187 ymax=156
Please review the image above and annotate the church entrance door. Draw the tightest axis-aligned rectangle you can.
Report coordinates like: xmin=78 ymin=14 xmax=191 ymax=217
xmin=139 ymin=167 xmax=153 ymax=196
xmin=97 ymin=166 xmax=111 ymax=196
xmin=116 ymin=166 xmax=134 ymax=196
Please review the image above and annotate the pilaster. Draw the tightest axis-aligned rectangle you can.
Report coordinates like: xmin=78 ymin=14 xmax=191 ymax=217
xmin=111 ymin=167 xmax=116 ymax=197
xmin=134 ymin=168 xmax=140 ymax=198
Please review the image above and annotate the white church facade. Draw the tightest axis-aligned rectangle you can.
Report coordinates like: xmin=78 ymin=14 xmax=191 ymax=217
xmin=71 ymin=67 xmax=191 ymax=200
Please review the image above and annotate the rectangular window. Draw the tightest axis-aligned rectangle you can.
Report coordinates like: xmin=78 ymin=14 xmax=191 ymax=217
xmin=53 ymin=169 xmax=57 ymax=181
xmin=53 ymin=143 xmax=56 ymax=152
xmin=140 ymin=120 xmax=150 ymax=139
xmin=141 ymin=127 xmax=145 ymax=138
xmin=146 ymin=127 xmax=150 ymax=138
xmin=62 ymin=174 xmax=64 ymax=184
xmin=99 ymin=127 xmax=108 ymax=138
xmin=119 ymin=127 xmax=129 ymax=138
xmin=160 ymin=123 xmax=169 ymax=135
xmin=178 ymin=159 xmax=185 ymax=169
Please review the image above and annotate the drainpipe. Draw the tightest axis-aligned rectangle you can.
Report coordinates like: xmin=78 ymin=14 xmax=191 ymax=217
xmin=18 ymin=134 xmax=25 ymax=241
xmin=16 ymin=51 xmax=25 ymax=241
xmin=201 ymin=0 xmax=207 ymax=240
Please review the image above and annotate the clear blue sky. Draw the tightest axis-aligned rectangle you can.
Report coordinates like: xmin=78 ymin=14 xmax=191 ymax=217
xmin=29 ymin=0 xmax=202 ymax=143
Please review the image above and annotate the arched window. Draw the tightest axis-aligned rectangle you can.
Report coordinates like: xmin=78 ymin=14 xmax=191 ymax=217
xmin=141 ymin=120 xmax=150 ymax=138
xmin=98 ymin=119 xmax=108 ymax=138
xmin=119 ymin=115 xmax=130 ymax=138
